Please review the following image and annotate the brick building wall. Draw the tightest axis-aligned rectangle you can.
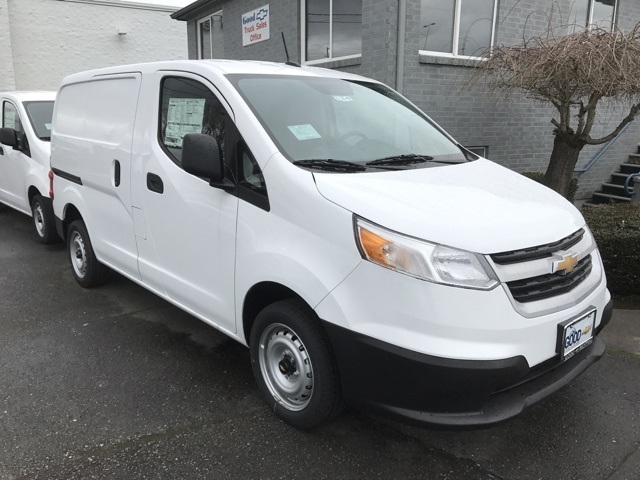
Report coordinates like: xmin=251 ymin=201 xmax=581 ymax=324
xmin=175 ymin=0 xmax=640 ymax=200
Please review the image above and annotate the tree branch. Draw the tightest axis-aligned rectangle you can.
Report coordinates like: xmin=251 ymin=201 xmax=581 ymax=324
xmin=586 ymin=102 xmax=640 ymax=145
xmin=580 ymin=92 xmax=602 ymax=139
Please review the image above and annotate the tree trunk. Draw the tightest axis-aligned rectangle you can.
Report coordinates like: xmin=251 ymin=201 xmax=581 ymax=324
xmin=543 ymin=135 xmax=584 ymax=199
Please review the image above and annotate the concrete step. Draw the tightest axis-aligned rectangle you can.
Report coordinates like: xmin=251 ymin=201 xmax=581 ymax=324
xmin=591 ymin=192 xmax=632 ymax=204
xmin=611 ymin=172 xmax=635 ymax=185
xmin=602 ymin=183 xmax=634 ymax=197
xmin=620 ymin=162 xmax=640 ymax=174
xmin=628 ymin=153 xmax=640 ymax=164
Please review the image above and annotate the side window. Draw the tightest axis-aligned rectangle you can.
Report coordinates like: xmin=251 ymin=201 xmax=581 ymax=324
xmin=2 ymin=102 xmax=21 ymax=131
xmin=236 ymin=139 xmax=269 ymax=211
xmin=2 ymin=102 xmax=27 ymax=150
xmin=159 ymin=76 xmax=226 ymax=166
xmin=238 ymin=140 xmax=266 ymax=195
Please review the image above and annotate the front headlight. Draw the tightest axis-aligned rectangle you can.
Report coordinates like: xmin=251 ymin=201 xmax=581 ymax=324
xmin=355 ymin=217 xmax=499 ymax=290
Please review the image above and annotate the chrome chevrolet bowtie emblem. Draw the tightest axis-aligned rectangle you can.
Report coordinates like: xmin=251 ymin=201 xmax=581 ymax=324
xmin=551 ymin=251 xmax=578 ymax=274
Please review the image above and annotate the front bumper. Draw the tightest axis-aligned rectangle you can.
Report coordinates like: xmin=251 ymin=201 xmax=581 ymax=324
xmin=322 ymin=298 xmax=612 ymax=428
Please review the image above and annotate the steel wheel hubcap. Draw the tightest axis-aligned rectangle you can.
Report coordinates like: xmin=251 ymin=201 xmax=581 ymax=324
xmin=70 ymin=231 xmax=87 ymax=278
xmin=259 ymin=323 xmax=313 ymax=411
xmin=34 ymin=203 xmax=45 ymax=236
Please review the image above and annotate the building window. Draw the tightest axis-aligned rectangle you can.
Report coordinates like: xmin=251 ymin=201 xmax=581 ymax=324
xmin=567 ymin=0 xmax=617 ymax=30
xmin=197 ymin=11 xmax=224 ymax=59
xmin=465 ymin=146 xmax=488 ymax=158
xmin=420 ymin=0 xmax=498 ymax=58
xmin=302 ymin=0 xmax=362 ymax=64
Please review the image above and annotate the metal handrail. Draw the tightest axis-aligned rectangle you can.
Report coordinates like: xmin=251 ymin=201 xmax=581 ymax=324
xmin=624 ymin=172 xmax=640 ymax=196
xmin=574 ymin=120 xmax=635 ymax=174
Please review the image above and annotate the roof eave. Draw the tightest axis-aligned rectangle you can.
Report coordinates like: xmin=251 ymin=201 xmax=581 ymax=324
xmin=171 ymin=0 xmax=212 ymax=20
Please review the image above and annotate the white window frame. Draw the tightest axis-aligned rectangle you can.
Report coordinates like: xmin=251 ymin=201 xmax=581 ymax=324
xmin=300 ymin=0 xmax=362 ymax=65
xmin=197 ymin=10 xmax=223 ymax=60
xmin=584 ymin=0 xmax=618 ymax=29
xmin=419 ymin=0 xmax=498 ymax=59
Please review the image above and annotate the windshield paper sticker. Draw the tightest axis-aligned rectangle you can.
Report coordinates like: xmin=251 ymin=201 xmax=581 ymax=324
xmin=333 ymin=96 xmax=354 ymax=102
xmin=287 ymin=124 xmax=321 ymax=141
xmin=165 ymin=98 xmax=206 ymax=148
xmin=44 ymin=123 xmax=52 ymax=131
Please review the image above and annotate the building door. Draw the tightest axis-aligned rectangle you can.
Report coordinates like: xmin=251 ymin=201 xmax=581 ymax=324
xmin=198 ymin=11 xmax=224 ymax=59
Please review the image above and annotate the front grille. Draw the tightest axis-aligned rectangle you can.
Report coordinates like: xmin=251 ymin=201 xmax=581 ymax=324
xmin=505 ymin=254 xmax=593 ymax=303
xmin=491 ymin=229 xmax=584 ymax=265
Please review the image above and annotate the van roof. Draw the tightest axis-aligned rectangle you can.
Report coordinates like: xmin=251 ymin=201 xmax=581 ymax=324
xmin=0 ymin=91 xmax=56 ymax=102
xmin=59 ymin=60 xmax=378 ymax=86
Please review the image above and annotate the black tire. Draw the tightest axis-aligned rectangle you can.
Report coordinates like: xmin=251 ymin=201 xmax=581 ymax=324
xmin=250 ymin=299 xmax=344 ymax=429
xmin=31 ymin=194 xmax=59 ymax=245
xmin=66 ymin=219 xmax=109 ymax=288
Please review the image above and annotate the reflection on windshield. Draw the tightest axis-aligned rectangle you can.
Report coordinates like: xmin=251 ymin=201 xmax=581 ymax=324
xmin=230 ymin=75 xmax=466 ymax=168
xmin=23 ymin=101 xmax=54 ymax=141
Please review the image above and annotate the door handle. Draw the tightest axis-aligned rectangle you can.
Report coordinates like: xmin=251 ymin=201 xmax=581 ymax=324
xmin=114 ymin=160 xmax=121 ymax=187
xmin=146 ymin=172 xmax=164 ymax=194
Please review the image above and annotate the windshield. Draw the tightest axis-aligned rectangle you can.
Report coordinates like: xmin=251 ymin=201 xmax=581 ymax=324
xmin=23 ymin=101 xmax=54 ymax=141
xmin=229 ymin=74 xmax=467 ymax=169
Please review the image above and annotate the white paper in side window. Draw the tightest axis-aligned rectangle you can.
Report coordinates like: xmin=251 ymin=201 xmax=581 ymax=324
xmin=165 ymin=98 xmax=206 ymax=148
xmin=287 ymin=124 xmax=321 ymax=141
xmin=3 ymin=109 xmax=16 ymax=130
xmin=44 ymin=123 xmax=52 ymax=131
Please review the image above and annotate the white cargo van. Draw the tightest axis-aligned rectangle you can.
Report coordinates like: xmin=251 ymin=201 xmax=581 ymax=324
xmin=0 ymin=91 xmax=58 ymax=243
xmin=51 ymin=61 xmax=612 ymax=429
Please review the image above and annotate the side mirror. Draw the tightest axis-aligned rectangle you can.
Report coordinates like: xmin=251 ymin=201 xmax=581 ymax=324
xmin=182 ymin=133 xmax=234 ymax=190
xmin=0 ymin=127 xmax=18 ymax=148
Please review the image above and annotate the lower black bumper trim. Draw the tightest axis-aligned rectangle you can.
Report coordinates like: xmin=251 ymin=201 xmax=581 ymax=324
xmin=323 ymin=308 xmax=609 ymax=429
xmin=369 ymin=337 xmax=605 ymax=429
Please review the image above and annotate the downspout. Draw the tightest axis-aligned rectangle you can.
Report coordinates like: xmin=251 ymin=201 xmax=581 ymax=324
xmin=396 ymin=0 xmax=406 ymax=94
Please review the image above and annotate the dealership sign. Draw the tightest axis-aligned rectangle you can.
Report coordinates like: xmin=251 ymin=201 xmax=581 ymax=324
xmin=242 ymin=5 xmax=270 ymax=46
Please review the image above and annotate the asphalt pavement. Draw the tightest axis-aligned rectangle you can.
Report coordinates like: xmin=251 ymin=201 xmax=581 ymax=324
xmin=1 ymin=205 xmax=639 ymax=480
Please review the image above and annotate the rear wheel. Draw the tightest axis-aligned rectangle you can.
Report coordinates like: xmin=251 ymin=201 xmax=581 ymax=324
xmin=250 ymin=299 xmax=343 ymax=429
xmin=31 ymin=194 xmax=58 ymax=245
xmin=67 ymin=220 xmax=108 ymax=287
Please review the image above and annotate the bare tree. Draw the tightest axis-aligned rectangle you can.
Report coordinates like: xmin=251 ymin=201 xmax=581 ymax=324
xmin=472 ymin=25 xmax=640 ymax=198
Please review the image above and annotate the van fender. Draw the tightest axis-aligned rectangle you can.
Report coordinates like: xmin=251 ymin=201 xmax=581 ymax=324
xmin=58 ymin=187 xmax=89 ymax=232
xmin=24 ymin=172 xmax=48 ymax=202
xmin=236 ymin=252 xmax=360 ymax=345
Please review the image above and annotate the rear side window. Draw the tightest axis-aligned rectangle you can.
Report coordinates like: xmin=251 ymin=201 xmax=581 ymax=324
xmin=159 ymin=77 xmax=226 ymax=166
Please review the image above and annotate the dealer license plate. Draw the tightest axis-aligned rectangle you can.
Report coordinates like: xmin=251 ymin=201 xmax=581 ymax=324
xmin=559 ymin=309 xmax=596 ymax=361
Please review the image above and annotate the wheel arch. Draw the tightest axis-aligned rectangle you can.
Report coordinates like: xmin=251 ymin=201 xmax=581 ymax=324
xmin=60 ymin=203 xmax=84 ymax=241
xmin=27 ymin=186 xmax=42 ymax=206
xmin=242 ymin=282 xmax=309 ymax=346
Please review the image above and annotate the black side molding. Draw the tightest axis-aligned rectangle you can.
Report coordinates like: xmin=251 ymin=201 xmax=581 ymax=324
xmin=51 ymin=168 xmax=82 ymax=186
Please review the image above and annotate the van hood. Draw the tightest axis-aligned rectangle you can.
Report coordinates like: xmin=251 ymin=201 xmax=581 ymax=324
xmin=313 ymin=159 xmax=585 ymax=254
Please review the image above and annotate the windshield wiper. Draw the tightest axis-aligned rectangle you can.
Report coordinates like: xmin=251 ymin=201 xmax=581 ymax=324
xmin=366 ymin=154 xmax=434 ymax=166
xmin=293 ymin=159 xmax=366 ymax=172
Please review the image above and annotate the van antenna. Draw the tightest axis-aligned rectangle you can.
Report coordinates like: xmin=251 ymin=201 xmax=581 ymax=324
xmin=281 ymin=32 xmax=301 ymax=67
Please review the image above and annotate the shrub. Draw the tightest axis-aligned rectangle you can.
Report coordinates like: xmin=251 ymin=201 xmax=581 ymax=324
xmin=522 ymin=172 xmax=579 ymax=202
xmin=582 ymin=203 xmax=640 ymax=295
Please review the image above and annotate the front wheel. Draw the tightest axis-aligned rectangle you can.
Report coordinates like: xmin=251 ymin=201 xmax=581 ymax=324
xmin=31 ymin=195 xmax=58 ymax=244
xmin=67 ymin=220 xmax=108 ymax=288
xmin=250 ymin=299 xmax=343 ymax=429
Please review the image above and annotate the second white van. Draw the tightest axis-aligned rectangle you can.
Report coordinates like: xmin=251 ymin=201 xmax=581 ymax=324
xmin=51 ymin=60 xmax=612 ymax=429
xmin=0 ymin=91 xmax=57 ymax=243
